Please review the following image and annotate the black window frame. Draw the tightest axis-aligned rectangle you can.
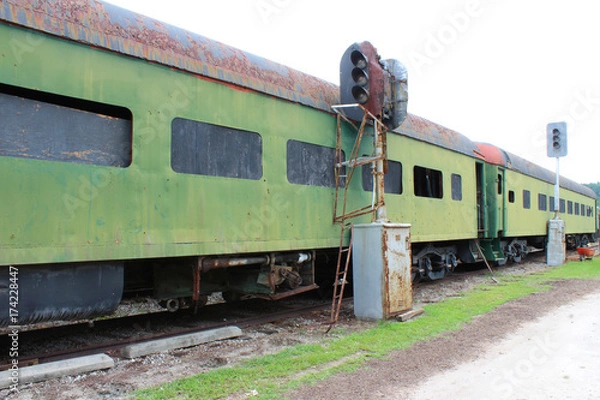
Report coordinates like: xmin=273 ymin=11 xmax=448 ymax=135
xmin=451 ymin=173 xmax=462 ymax=201
xmin=286 ymin=140 xmax=341 ymax=188
xmin=171 ymin=118 xmax=263 ymax=180
xmin=497 ymin=174 xmax=503 ymax=195
xmin=0 ymin=84 xmax=133 ymax=168
xmin=538 ymin=193 xmax=547 ymax=211
xmin=362 ymin=159 xmax=403 ymax=195
xmin=523 ymin=190 xmax=531 ymax=209
xmin=414 ymin=166 xmax=443 ymax=199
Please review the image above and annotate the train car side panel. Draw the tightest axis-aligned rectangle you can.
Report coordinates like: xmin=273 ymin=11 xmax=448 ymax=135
xmin=383 ymin=132 xmax=479 ymax=243
xmin=0 ymin=22 xmax=347 ymax=266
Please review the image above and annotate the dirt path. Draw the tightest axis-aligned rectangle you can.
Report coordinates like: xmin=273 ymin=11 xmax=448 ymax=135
xmin=286 ymin=279 xmax=600 ymax=399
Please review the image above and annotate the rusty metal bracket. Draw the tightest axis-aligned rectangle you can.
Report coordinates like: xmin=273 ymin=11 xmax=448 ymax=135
xmin=192 ymin=258 xmax=203 ymax=314
xmin=332 ymin=104 xmax=389 ymax=225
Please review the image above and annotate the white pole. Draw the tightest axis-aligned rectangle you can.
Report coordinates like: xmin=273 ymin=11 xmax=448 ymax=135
xmin=554 ymin=156 xmax=560 ymax=219
xmin=375 ymin=123 xmax=387 ymax=222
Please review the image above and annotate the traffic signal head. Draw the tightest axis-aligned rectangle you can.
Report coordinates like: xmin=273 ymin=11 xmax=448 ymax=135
xmin=340 ymin=42 xmax=385 ymax=121
xmin=546 ymin=122 xmax=568 ymax=158
xmin=552 ymin=129 xmax=561 ymax=149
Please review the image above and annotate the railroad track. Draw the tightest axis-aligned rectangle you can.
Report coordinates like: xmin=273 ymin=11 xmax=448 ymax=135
xmin=0 ymin=296 xmax=342 ymax=370
xmin=1 ymin=251 xmax=550 ymax=370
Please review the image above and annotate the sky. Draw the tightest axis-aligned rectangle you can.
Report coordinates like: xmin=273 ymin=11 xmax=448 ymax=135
xmin=104 ymin=0 xmax=600 ymax=184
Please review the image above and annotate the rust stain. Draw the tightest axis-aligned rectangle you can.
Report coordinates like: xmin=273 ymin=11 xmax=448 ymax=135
xmin=396 ymin=113 xmax=481 ymax=157
xmin=1 ymin=0 xmax=338 ymax=111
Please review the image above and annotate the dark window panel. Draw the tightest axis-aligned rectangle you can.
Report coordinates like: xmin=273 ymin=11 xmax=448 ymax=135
xmin=287 ymin=140 xmax=339 ymax=187
xmin=362 ymin=160 xmax=403 ymax=194
xmin=451 ymin=173 xmax=462 ymax=201
xmin=523 ymin=190 xmax=531 ymax=209
xmin=171 ymin=118 xmax=262 ymax=180
xmin=538 ymin=193 xmax=547 ymax=211
xmin=0 ymin=88 xmax=132 ymax=167
xmin=414 ymin=166 xmax=443 ymax=199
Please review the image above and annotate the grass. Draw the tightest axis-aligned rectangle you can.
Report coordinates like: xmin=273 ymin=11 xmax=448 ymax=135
xmin=135 ymin=258 xmax=600 ymax=400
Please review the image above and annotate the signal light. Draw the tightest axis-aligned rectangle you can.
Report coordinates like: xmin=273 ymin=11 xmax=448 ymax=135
xmin=546 ymin=122 xmax=567 ymax=158
xmin=350 ymin=50 xmax=368 ymax=69
xmin=340 ymin=42 xmax=385 ymax=121
xmin=352 ymin=86 xmax=369 ymax=104
xmin=552 ymin=129 xmax=561 ymax=149
xmin=351 ymin=67 xmax=368 ymax=88
xmin=339 ymin=43 xmax=408 ymax=130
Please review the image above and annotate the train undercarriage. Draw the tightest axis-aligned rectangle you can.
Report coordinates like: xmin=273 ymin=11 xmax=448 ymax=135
xmin=411 ymin=232 xmax=596 ymax=282
xmin=0 ymin=250 xmax=319 ymax=327
xmin=1 ymin=232 xmax=596 ymax=327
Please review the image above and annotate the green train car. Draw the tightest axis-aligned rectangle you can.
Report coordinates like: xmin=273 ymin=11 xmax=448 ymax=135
xmin=477 ymin=143 xmax=597 ymax=253
xmin=0 ymin=0 xmax=596 ymax=326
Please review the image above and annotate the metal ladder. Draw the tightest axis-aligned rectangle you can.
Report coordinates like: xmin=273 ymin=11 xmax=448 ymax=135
xmin=326 ymin=224 xmax=354 ymax=333
xmin=327 ymin=106 xmax=387 ymax=331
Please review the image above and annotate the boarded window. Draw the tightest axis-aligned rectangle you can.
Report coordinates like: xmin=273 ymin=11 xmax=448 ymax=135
xmin=171 ymin=118 xmax=262 ymax=180
xmin=538 ymin=193 xmax=547 ymax=211
xmin=287 ymin=140 xmax=340 ymax=187
xmin=523 ymin=190 xmax=531 ymax=209
xmin=451 ymin=174 xmax=462 ymax=201
xmin=362 ymin=160 xmax=402 ymax=194
xmin=414 ymin=166 xmax=443 ymax=199
xmin=0 ymin=85 xmax=132 ymax=167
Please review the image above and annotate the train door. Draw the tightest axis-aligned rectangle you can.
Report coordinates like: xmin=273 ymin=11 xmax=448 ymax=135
xmin=496 ymin=168 xmax=506 ymax=236
xmin=484 ymin=164 xmax=505 ymax=238
xmin=476 ymin=162 xmax=486 ymax=236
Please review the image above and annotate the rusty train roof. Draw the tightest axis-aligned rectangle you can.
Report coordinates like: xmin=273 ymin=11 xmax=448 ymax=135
xmin=0 ymin=0 xmax=485 ymax=159
xmin=477 ymin=143 xmax=596 ymax=198
xmin=397 ymin=114 xmax=484 ymax=158
xmin=0 ymin=0 xmax=339 ymax=110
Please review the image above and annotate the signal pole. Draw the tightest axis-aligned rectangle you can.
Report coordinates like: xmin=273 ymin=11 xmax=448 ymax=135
xmin=337 ymin=42 xmax=412 ymax=321
xmin=548 ymin=122 xmax=567 ymax=218
xmin=554 ymin=156 xmax=560 ymax=218
xmin=546 ymin=121 xmax=568 ymax=266
xmin=375 ymin=123 xmax=387 ymax=222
